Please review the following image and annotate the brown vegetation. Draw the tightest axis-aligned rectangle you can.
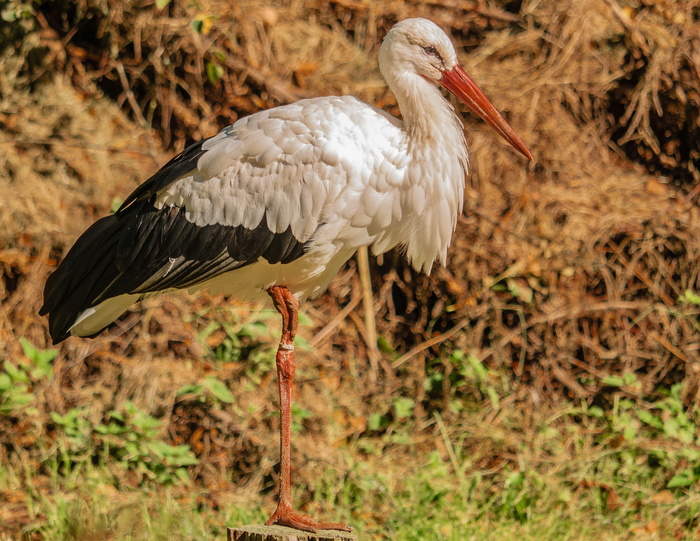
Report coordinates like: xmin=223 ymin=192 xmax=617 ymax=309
xmin=1 ymin=0 xmax=699 ymax=535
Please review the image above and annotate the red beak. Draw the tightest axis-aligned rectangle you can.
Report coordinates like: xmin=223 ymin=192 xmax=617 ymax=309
xmin=440 ymin=65 xmax=533 ymax=161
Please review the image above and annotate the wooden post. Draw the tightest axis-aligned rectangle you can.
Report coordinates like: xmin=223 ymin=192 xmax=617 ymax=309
xmin=227 ymin=525 xmax=356 ymax=541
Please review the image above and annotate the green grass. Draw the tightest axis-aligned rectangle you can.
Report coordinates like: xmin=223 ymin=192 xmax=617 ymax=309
xmin=4 ymin=435 xmax=697 ymax=541
xmin=3 ymin=337 xmax=700 ymax=540
xmin=4 ymin=403 xmax=699 ymax=540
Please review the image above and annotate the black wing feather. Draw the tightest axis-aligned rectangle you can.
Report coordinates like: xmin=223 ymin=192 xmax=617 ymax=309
xmin=40 ymin=214 xmax=123 ymax=341
xmin=42 ymin=196 xmax=311 ymax=344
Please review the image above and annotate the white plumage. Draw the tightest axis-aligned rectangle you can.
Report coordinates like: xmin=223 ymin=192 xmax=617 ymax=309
xmin=42 ymin=18 xmax=532 ymax=532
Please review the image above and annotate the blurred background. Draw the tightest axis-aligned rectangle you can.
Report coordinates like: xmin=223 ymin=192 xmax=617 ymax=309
xmin=0 ymin=0 xmax=698 ymax=539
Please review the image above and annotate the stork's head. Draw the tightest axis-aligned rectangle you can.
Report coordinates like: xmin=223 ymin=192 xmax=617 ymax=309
xmin=379 ymin=18 xmax=460 ymax=82
xmin=380 ymin=18 xmax=533 ymax=161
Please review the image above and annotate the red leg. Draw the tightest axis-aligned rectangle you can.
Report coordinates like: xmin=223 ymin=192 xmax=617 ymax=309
xmin=264 ymin=286 xmax=352 ymax=533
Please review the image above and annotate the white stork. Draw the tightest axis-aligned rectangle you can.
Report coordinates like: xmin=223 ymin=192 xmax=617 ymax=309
xmin=41 ymin=18 xmax=532 ymax=531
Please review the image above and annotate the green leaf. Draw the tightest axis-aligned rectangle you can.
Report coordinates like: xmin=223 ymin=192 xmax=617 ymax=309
xmin=124 ymin=441 xmax=139 ymax=456
xmin=4 ymin=361 xmax=29 ymax=383
xmin=197 ymin=321 xmax=221 ymax=342
xmin=602 ymin=375 xmax=625 ymax=387
xmin=108 ymin=410 xmax=125 ymax=423
xmin=387 ymin=431 xmax=413 ymax=445
xmin=124 ymin=401 xmax=139 ymax=416
xmin=663 ymin=417 xmax=680 ymax=439
xmin=148 ymin=441 xmax=169 ymax=459
xmin=587 ymin=406 xmax=604 ymax=418
xmin=618 ymin=399 xmax=635 ymax=411
xmin=487 ymin=387 xmax=500 ymax=409
xmin=506 ymin=278 xmax=533 ymax=303
xmin=202 ymin=377 xmax=234 ymax=403
xmin=109 ymin=197 xmax=123 ymax=214
xmin=0 ymin=373 xmax=12 ymax=392
xmin=246 ymin=321 xmax=269 ymax=336
xmin=290 ymin=404 xmax=312 ymax=433
xmin=637 ymin=410 xmax=663 ymax=429
xmin=448 ymin=399 xmax=464 ymax=414
xmin=4 ymin=390 xmax=32 ymax=409
xmin=205 ymin=62 xmax=223 ymax=84
xmin=677 ymin=427 xmax=694 ymax=445
xmin=131 ymin=413 xmax=161 ymax=432
xmin=393 ymin=397 xmax=415 ymax=419
xmin=176 ymin=383 xmax=203 ymax=397
xmin=505 ymin=471 xmax=525 ymax=489
xmin=294 ymin=336 xmax=311 ymax=351
xmin=155 ymin=0 xmax=171 ymax=9
xmin=622 ymin=373 xmax=637 ymax=386
xmin=667 ymin=470 xmax=696 ymax=488
xmin=377 ymin=336 xmax=396 ymax=355
xmin=423 ymin=372 xmax=443 ymax=392
xmin=175 ymin=468 xmax=191 ymax=484
xmin=20 ymin=338 xmax=58 ymax=368
xmin=297 ymin=311 xmax=312 ymax=327
xmin=51 ymin=409 xmax=82 ymax=428
xmin=679 ymin=289 xmax=700 ymax=305
xmin=450 ymin=349 xmax=466 ymax=367
xmin=291 ymin=403 xmax=312 ymax=421
xmin=467 ymin=355 xmax=488 ymax=381
xmin=168 ymin=446 xmax=199 ymax=466
xmin=368 ymin=412 xmax=385 ymax=431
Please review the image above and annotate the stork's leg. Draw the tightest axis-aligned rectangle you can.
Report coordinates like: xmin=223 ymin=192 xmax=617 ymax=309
xmin=264 ymin=286 xmax=352 ymax=533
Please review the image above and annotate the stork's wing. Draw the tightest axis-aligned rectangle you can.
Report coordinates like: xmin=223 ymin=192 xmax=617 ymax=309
xmin=40 ymin=196 xmax=306 ymax=342
xmin=40 ymin=107 xmax=325 ymax=342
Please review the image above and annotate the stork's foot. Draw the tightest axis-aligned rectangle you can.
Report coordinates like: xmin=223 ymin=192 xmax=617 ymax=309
xmin=265 ymin=502 xmax=352 ymax=533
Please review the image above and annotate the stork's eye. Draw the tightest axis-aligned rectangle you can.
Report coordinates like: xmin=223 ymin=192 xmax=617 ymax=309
xmin=422 ymin=45 xmax=444 ymax=67
xmin=423 ymin=46 xmax=440 ymax=58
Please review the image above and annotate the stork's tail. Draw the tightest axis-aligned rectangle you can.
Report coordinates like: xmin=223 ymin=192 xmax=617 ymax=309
xmin=40 ymin=214 xmax=132 ymax=344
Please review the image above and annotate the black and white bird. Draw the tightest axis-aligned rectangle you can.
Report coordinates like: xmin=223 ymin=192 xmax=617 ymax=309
xmin=41 ymin=18 xmax=532 ymax=532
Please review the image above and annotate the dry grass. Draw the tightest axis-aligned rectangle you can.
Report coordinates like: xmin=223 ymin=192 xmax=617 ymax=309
xmin=1 ymin=0 xmax=699 ymax=538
